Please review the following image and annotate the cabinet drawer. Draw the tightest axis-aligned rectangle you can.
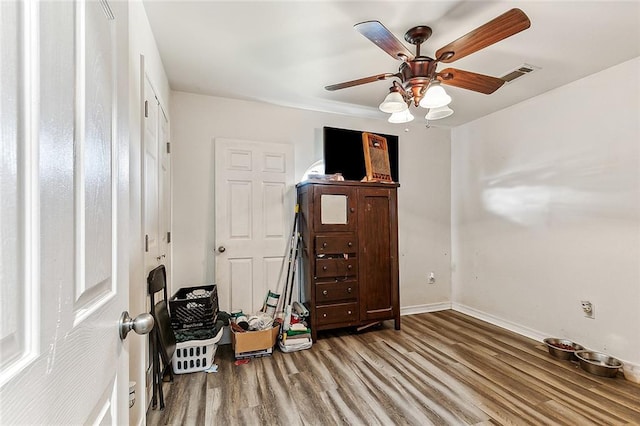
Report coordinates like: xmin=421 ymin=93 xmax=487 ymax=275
xmin=315 ymin=257 xmax=357 ymax=278
xmin=316 ymin=302 xmax=359 ymax=326
xmin=315 ymin=235 xmax=357 ymax=254
xmin=316 ymin=280 xmax=357 ymax=303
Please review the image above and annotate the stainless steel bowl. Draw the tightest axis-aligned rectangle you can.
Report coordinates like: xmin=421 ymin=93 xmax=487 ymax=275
xmin=543 ymin=338 xmax=584 ymax=360
xmin=575 ymin=351 xmax=623 ymax=378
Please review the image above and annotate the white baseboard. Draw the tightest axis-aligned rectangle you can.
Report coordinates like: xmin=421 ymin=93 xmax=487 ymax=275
xmin=451 ymin=302 xmax=640 ymax=382
xmin=451 ymin=302 xmax=548 ymax=343
xmin=401 ymin=302 xmax=451 ymax=316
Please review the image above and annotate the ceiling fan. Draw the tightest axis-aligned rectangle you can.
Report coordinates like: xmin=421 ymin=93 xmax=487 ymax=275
xmin=325 ymin=8 xmax=531 ymax=118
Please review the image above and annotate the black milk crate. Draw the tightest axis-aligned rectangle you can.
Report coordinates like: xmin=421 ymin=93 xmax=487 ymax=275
xmin=169 ymin=284 xmax=219 ymax=330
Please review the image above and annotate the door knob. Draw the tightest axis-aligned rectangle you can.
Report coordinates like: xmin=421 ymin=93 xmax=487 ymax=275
xmin=119 ymin=311 xmax=154 ymax=340
xmin=218 ymin=246 xmax=226 ymax=253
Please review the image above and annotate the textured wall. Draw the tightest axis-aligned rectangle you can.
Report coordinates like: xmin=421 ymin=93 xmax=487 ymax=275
xmin=169 ymin=92 xmax=452 ymax=311
xmin=451 ymin=57 xmax=640 ymax=364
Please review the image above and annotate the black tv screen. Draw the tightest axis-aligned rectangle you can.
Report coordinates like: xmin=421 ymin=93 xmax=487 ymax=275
xmin=323 ymin=127 xmax=399 ymax=182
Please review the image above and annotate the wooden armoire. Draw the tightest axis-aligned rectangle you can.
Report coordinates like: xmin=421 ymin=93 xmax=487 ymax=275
xmin=296 ymin=180 xmax=400 ymax=341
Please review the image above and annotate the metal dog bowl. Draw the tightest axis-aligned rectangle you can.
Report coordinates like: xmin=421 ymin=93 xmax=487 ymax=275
xmin=575 ymin=350 xmax=623 ymax=378
xmin=543 ymin=338 xmax=584 ymax=360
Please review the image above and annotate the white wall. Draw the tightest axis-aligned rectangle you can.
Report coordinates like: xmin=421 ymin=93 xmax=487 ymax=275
xmin=170 ymin=91 xmax=452 ymax=312
xmin=128 ymin=3 xmax=171 ymax=425
xmin=451 ymin=57 xmax=640 ymax=364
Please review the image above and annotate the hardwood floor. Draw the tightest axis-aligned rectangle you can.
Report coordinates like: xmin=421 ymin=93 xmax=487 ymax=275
xmin=146 ymin=310 xmax=640 ymax=425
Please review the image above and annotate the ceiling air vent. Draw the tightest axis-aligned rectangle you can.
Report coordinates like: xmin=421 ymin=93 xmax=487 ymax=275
xmin=501 ymin=63 xmax=540 ymax=83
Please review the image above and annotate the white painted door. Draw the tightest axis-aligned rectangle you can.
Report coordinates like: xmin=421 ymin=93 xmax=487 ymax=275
xmin=159 ymin=105 xmax=172 ymax=294
xmin=0 ymin=1 xmax=130 ymax=424
xmin=214 ymin=139 xmax=294 ymax=314
xmin=143 ymin=77 xmax=171 ymax=283
xmin=144 ymin=75 xmax=160 ymax=270
xmin=142 ymin=74 xmax=171 ymax=410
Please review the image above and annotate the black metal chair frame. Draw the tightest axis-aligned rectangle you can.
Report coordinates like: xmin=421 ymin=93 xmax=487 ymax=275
xmin=148 ymin=264 xmax=176 ymax=410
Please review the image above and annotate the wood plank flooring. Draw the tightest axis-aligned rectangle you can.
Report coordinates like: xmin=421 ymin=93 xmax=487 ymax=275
xmin=146 ymin=310 xmax=640 ymax=425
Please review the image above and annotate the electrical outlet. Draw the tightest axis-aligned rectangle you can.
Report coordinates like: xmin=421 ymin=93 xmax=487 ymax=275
xmin=581 ymin=301 xmax=594 ymax=319
xmin=428 ymin=272 xmax=436 ymax=284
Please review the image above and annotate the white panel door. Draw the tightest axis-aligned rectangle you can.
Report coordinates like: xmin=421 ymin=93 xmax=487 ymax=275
xmin=215 ymin=139 xmax=294 ymax=314
xmin=143 ymin=75 xmax=160 ymax=269
xmin=141 ymin=74 xmax=172 ymax=412
xmin=143 ymin=76 xmax=171 ymax=282
xmin=159 ymin=105 xmax=172 ymax=293
xmin=0 ymin=1 xmax=129 ymax=424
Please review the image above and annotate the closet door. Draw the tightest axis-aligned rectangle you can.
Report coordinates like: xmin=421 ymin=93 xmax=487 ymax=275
xmin=357 ymin=187 xmax=399 ymax=324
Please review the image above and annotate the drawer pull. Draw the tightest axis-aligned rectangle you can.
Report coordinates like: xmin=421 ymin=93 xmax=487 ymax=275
xmin=347 ymin=287 xmax=352 ymax=293
xmin=350 ymin=207 xmax=355 ymax=213
xmin=323 ymin=266 xmax=328 ymax=271
xmin=322 ymin=242 xmax=327 ymax=248
xmin=347 ymin=264 xmax=352 ymax=270
xmin=323 ymin=313 xmax=327 ymax=318
xmin=347 ymin=310 xmax=352 ymax=315
xmin=322 ymin=290 xmax=328 ymax=296
xmin=348 ymin=242 xmax=353 ymax=247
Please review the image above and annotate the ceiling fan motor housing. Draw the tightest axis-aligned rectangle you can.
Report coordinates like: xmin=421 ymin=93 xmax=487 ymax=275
xmin=399 ymin=58 xmax=438 ymax=106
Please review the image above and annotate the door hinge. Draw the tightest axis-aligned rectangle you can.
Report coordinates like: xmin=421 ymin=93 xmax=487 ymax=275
xmin=167 ymin=231 xmax=171 ymax=243
xmin=144 ymin=100 xmax=148 ymax=118
xmin=145 ymin=234 xmax=149 ymax=252
xmin=166 ymin=142 xmax=171 ymax=154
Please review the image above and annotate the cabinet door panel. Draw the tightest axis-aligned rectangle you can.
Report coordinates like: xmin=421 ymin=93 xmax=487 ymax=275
xmin=313 ymin=185 xmax=357 ymax=232
xmin=358 ymin=188 xmax=399 ymax=321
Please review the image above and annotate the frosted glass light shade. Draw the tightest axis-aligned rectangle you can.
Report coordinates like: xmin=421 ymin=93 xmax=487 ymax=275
xmin=388 ymin=109 xmax=414 ymax=123
xmin=426 ymin=105 xmax=454 ymax=120
xmin=419 ymin=82 xmax=452 ymax=108
xmin=379 ymin=91 xmax=408 ymax=113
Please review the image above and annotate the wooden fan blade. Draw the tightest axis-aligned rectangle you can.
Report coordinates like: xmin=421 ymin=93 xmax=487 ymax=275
xmin=436 ymin=8 xmax=531 ymax=63
xmin=325 ymin=73 xmax=396 ymax=91
xmin=438 ymin=68 xmax=505 ymax=94
xmin=355 ymin=21 xmax=414 ymax=61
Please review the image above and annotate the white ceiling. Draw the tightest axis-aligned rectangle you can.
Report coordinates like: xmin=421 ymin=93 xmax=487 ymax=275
xmin=143 ymin=1 xmax=640 ymax=127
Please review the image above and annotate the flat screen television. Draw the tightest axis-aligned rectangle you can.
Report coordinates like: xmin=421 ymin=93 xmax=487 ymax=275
xmin=323 ymin=126 xmax=399 ymax=182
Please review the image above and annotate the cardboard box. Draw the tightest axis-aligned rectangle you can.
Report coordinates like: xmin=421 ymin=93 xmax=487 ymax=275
xmin=231 ymin=325 xmax=280 ymax=358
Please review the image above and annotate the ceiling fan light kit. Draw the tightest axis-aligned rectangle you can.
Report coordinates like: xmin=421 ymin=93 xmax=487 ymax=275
xmin=419 ymin=81 xmax=452 ymax=109
xmin=325 ymin=8 xmax=531 ymax=124
xmin=426 ymin=105 xmax=454 ymax=121
xmin=388 ymin=109 xmax=415 ymax=124
xmin=379 ymin=89 xmax=408 ymax=113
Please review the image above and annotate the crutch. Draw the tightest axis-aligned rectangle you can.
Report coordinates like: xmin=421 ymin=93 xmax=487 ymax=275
xmin=282 ymin=228 xmax=301 ymax=332
xmin=262 ymin=204 xmax=298 ymax=317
